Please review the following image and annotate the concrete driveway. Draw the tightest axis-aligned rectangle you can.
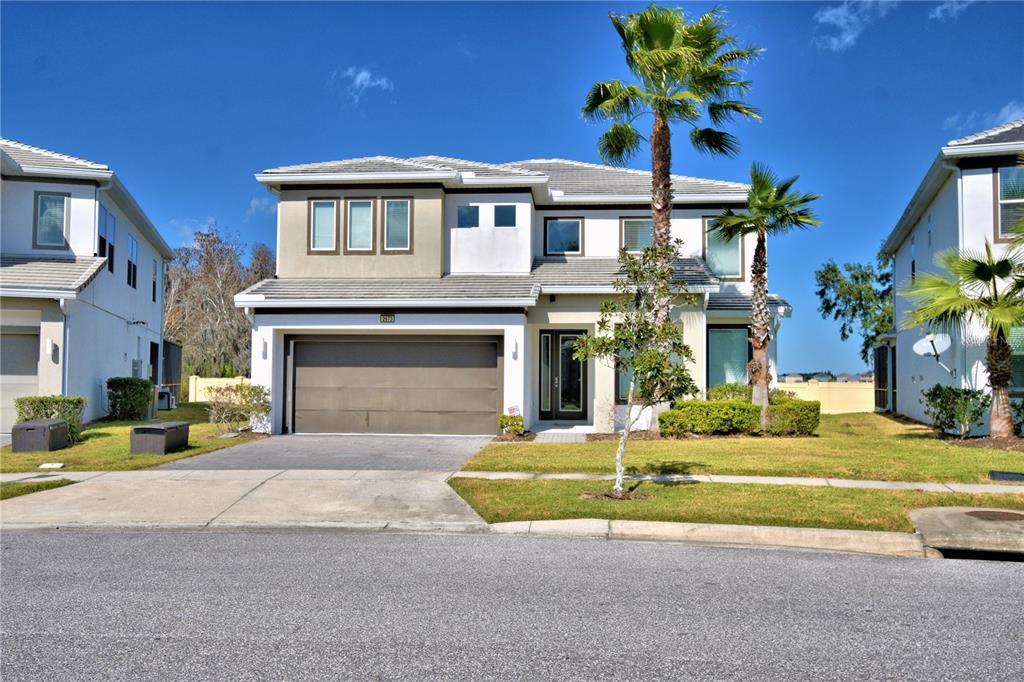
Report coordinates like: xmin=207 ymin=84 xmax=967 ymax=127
xmin=158 ymin=434 xmax=492 ymax=471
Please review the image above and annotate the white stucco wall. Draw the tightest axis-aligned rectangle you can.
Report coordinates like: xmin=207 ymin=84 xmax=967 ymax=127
xmin=445 ymin=193 xmax=533 ymax=273
xmin=1 ymin=179 xmax=97 ymax=255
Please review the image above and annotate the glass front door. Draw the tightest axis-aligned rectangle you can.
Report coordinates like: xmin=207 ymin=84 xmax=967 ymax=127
xmin=539 ymin=330 xmax=587 ymax=421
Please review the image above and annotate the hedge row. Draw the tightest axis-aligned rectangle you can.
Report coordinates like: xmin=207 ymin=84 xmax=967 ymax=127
xmin=659 ymin=398 xmax=820 ymax=437
xmin=106 ymin=377 xmax=153 ymax=420
xmin=14 ymin=395 xmax=87 ymax=443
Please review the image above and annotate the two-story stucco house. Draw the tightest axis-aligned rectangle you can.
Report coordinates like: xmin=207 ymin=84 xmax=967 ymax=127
xmin=877 ymin=119 xmax=1024 ymax=429
xmin=0 ymin=139 xmax=174 ymax=431
xmin=236 ymin=155 xmax=791 ymax=435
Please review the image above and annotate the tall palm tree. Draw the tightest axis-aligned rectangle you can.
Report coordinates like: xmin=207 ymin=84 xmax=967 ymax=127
xmin=902 ymin=230 xmax=1024 ymax=439
xmin=582 ymin=4 xmax=760 ymax=325
xmin=710 ymin=163 xmax=821 ymax=426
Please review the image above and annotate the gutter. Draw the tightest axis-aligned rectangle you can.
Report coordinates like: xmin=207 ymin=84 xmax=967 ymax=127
xmin=0 ymin=287 xmax=79 ymax=300
xmin=233 ymin=296 xmax=539 ymax=309
xmin=255 ymin=170 xmax=459 ymax=185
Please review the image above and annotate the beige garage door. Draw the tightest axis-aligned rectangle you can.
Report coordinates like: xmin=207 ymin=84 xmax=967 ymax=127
xmin=1 ymin=333 xmax=40 ymax=433
xmin=291 ymin=336 xmax=501 ymax=435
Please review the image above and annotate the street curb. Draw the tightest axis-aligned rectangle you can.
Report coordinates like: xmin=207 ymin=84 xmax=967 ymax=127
xmin=487 ymin=518 xmax=930 ymax=558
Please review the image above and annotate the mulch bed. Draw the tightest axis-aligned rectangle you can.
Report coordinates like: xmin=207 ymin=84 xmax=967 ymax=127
xmin=491 ymin=432 xmax=538 ymax=443
xmin=579 ymin=490 xmax=655 ymax=501
xmin=952 ymin=436 xmax=1024 ymax=453
xmin=586 ymin=431 xmax=663 ymax=442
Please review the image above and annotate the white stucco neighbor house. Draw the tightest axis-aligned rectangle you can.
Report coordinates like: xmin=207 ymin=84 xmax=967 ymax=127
xmin=236 ymin=155 xmax=792 ymax=436
xmin=876 ymin=119 xmax=1024 ymax=430
xmin=0 ymin=139 xmax=174 ymax=431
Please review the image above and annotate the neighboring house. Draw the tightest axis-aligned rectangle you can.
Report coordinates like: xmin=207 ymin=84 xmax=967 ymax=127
xmin=0 ymin=139 xmax=173 ymax=431
xmin=236 ymin=156 xmax=792 ymax=435
xmin=878 ymin=119 xmax=1024 ymax=428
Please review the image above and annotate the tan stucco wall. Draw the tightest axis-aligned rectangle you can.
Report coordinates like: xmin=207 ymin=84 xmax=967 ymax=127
xmin=782 ymin=382 xmax=874 ymax=414
xmin=276 ymin=187 xmax=444 ymax=278
xmin=0 ymin=297 xmax=64 ymax=395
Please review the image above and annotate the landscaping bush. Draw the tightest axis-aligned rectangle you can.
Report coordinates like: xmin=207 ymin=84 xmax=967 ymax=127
xmin=707 ymin=382 xmax=798 ymax=404
xmin=921 ymin=384 xmax=990 ymax=439
xmin=659 ymin=400 xmax=760 ymax=436
xmin=14 ymin=395 xmax=87 ymax=443
xmin=106 ymin=377 xmax=153 ymax=420
xmin=765 ymin=399 xmax=821 ymax=436
xmin=206 ymin=383 xmax=271 ymax=433
xmin=498 ymin=413 xmax=525 ymax=436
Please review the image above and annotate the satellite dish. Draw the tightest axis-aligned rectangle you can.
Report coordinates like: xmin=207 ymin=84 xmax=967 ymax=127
xmin=913 ymin=333 xmax=951 ymax=357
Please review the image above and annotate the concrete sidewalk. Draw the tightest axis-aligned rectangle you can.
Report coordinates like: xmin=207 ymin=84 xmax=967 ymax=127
xmin=0 ymin=469 xmax=484 ymax=532
xmin=452 ymin=471 xmax=1024 ymax=494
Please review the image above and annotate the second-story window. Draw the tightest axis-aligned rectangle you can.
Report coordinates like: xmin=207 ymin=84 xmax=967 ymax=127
xmin=34 ymin=192 xmax=69 ymax=249
xmin=457 ymin=205 xmax=479 ymax=228
xmin=310 ymin=199 xmax=337 ymax=252
xmin=384 ymin=198 xmax=411 ymax=251
xmin=151 ymin=259 xmax=158 ymax=302
xmin=494 ymin=205 xmax=517 ymax=228
xmin=998 ymin=166 xmax=1024 ymax=238
xmin=545 ymin=218 xmax=582 ymax=256
xmin=704 ymin=217 xmax=741 ymax=279
xmin=127 ymin=234 xmax=138 ymax=289
xmin=346 ymin=199 xmax=374 ymax=252
xmin=621 ymin=218 xmax=653 ymax=252
xmin=99 ymin=205 xmax=116 ymax=273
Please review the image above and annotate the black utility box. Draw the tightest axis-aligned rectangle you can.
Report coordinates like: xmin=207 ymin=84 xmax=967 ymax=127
xmin=11 ymin=419 xmax=69 ymax=453
xmin=130 ymin=421 xmax=190 ymax=455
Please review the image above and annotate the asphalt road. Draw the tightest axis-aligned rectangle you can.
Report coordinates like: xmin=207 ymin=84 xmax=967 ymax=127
xmin=2 ymin=531 xmax=1021 ymax=681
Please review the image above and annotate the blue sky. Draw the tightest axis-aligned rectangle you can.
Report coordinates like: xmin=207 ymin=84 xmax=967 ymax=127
xmin=3 ymin=1 xmax=1022 ymax=373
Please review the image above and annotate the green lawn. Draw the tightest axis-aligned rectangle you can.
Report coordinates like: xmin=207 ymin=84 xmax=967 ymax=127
xmin=450 ymin=478 xmax=1024 ymax=532
xmin=0 ymin=479 xmax=76 ymax=500
xmin=0 ymin=403 xmax=261 ymax=472
xmin=464 ymin=413 xmax=1024 ymax=484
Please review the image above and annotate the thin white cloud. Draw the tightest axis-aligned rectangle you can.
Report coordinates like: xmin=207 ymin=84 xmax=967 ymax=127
xmin=327 ymin=65 xmax=394 ymax=104
xmin=166 ymin=217 xmax=216 ymax=246
xmin=455 ymin=39 xmax=476 ymax=61
xmin=244 ymin=196 xmax=275 ymax=222
xmin=813 ymin=1 xmax=900 ymax=52
xmin=943 ymin=100 xmax=1024 ymax=134
xmin=929 ymin=0 xmax=977 ymax=21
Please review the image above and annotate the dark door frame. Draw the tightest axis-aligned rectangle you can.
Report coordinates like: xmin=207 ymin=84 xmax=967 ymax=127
xmin=538 ymin=329 xmax=588 ymax=422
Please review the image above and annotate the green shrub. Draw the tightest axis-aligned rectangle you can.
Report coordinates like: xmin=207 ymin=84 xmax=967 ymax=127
xmin=206 ymin=383 xmax=271 ymax=432
xmin=1013 ymin=399 xmax=1024 ymax=436
xmin=707 ymin=383 xmax=799 ymax=404
xmin=14 ymin=395 xmax=87 ymax=443
xmin=106 ymin=377 xmax=154 ymax=420
xmin=660 ymin=400 xmax=760 ymax=436
xmin=921 ymin=384 xmax=990 ymax=439
xmin=498 ymin=414 xmax=525 ymax=436
xmin=765 ymin=400 xmax=820 ymax=435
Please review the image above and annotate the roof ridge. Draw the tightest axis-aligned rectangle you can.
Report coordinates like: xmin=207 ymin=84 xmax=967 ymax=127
xmin=409 ymin=155 xmax=545 ymax=176
xmin=0 ymin=138 xmax=108 ymax=169
xmin=262 ymin=155 xmax=456 ymax=174
xmin=509 ymin=158 xmax=749 ymax=189
xmin=948 ymin=118 xmax=1024 ymax=146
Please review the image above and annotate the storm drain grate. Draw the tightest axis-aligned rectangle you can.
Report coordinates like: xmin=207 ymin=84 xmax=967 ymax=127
xmin=965 ymin=510 xmax=1024 ymax=522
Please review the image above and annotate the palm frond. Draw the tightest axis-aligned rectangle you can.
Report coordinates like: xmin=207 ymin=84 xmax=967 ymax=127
xmin=690 ymin=127 xmax=739 ymax=157
xmin=597 ymin=122 xmax=644 ymax=166
xmin=581 ymin=81 xmax=644 ymax=121
xmin=707 ymin=100 xmax=761 ymax=125
xmin=708 ymin=208 xmax=757 ymax=241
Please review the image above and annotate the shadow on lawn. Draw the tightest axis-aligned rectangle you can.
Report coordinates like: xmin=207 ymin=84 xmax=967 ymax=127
xmin=626 ymin=460 xmax=707 ymax=477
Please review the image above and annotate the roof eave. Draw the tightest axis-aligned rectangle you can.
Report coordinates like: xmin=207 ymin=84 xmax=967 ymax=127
xmin=941 ymin=141 xmax=1024 ymax=158
xmin=545 ymin=193 xmax=746 ymax=204
xmin=255 ymin=171 xmax=459 ymax=186
xmin=234 ymin=295 xmax=538 ymax=309
xmin=0 ymin=286 xmax=79 ymax=300
xmin=11 ymin=165 xmax=112 ymax=181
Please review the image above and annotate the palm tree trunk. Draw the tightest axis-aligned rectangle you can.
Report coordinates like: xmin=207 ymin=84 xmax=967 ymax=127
xmin=987 ymin=331 xmax=1015 ymax=439
xmin=749 ymin=232 xmax=771 ymax=429
xmin=650 ymin=110 xmax=673 ymax=327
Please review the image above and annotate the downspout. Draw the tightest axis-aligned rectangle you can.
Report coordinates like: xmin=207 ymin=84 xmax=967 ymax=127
xmin=59 ymin=298 xmax=70 ymax=396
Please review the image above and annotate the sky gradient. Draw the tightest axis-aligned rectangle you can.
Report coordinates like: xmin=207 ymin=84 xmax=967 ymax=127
xmin=3 ymin=1 xmax=1022 ymax=373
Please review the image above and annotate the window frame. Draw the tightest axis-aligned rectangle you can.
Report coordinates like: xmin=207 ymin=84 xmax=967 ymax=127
xmin=456 ymin=205 xmax=479 ymax=229
xmin=706 ymin=324 xmax=753 ymax=389
xmin=702 ymin=216 xmax=744 ymax=281
xmin=619 ymin=216 xmax=654 ymax=253
xmin=494 ymin=204 xmax=517 ymax=229
xmin=126 ymin=234 xmax=139 ymax=289
xmin=307 ymin=198 xmax=340 ymax=254
xmin=995 ymin=166 xmax=1024 ymax=243
xmin=32 ymin=191 xmax=71 ymax=250
xmin=381 ymin=197 xmax=414 ymax=254
xmin=151 ymin=259 xmax=159 ymax=303
xmin=543 ymin=216 xmax=584 ymax=257
xmin=343 ymin=197 xmax=377 ymax=255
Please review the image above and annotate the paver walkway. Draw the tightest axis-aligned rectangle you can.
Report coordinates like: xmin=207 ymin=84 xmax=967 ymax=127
xmin=451 ymin=471 xmax=1024 ymax=494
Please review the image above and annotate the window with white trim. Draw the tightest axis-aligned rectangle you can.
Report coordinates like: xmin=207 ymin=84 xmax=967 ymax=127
xmin=384 ymin=199 xmax=411 ymax=250
xmin=622 ymin=218 xmax=653 ymax=252
xmin=309 ymin=200 xmax=337 ymax=251
xmin=34 ymin=193 xmax=67 ymax=248
xmin=998 ymin=166 xmax=1024 ymax=238
xmin=545 ymin=218 xmax=582 ymax=255
xmin=127 ymin=234 xmax=138 ymax=289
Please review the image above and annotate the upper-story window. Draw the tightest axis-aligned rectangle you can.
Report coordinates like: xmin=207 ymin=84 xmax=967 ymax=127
xmin=494 ymin=205 xmax=517 ymax=228
xmin=345 ymin=199 xmax=375 ymax=253
xmin=99 ymin=204 xmax=116 ymax=273
xmin=126 ymin=234 xmax=138 ymax=289
xmin=33 ymin=191 xmax=69 ymax=249
xmin=998 ymin=166 xmax=1024 ymax=238
xmin=545 ymin=217 xmax=583 ymax=256
xmin=384 ymin=198 xmax=412 ymax=251
xmin=309 ymin=199 xmax=338 ymax=253
xmin=151 ymin=259 xmax=158 ymax=303
xmin=703 ymin=218 xmax=741 ymax=279
xmin=457 ymin=205 xmax=479 ymax=228
xmin=621 ymin=218 xmax=653 ymax=252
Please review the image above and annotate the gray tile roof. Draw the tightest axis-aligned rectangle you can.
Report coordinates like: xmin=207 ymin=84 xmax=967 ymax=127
xmin=531 ymin=258 xmax=719 ymax=288
xmin=947 ymin=118 xmax=1024 ymax=146
xmin=0 ymin=139 xmax=108 ymax=172
xmin=707 ymin=292 xmax=789 ymax=312
xmin=508 ymin=159 xmax=749 ymax=198
xmin=261 ymin=156 xmax=455 ymax=175
xmin=0 ymin=255 xmax=107 ymax=295
xmin=407 ymin=156 xmax=544 ymax=177
xmin=239 ymin=275 xmax=539 ymax=301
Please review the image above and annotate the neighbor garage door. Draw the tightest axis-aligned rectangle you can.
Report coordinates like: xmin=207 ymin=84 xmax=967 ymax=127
xmin=291 ymin=336 xmax=501 ymax=435
xmin=1 ymin=332 xmax=40 ymax=433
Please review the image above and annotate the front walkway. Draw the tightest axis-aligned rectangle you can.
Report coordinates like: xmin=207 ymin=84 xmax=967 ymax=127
xmin=451 ymin=471 xmax=1024 ymax=494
